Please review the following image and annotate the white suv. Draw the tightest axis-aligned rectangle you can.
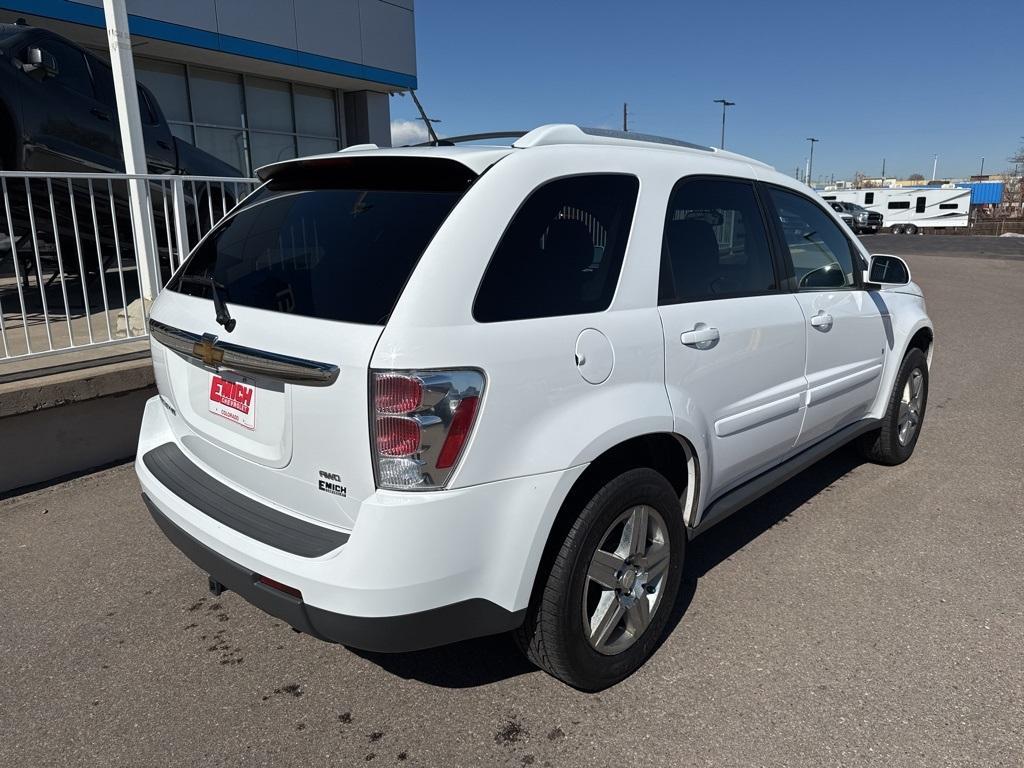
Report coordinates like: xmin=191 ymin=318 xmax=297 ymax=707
xmin=136 ymin=125 xmax=933 ymax=690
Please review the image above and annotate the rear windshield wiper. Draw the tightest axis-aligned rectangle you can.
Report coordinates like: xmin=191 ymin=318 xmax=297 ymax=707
xmin=178 ymin=275 xmax=237 ymax=333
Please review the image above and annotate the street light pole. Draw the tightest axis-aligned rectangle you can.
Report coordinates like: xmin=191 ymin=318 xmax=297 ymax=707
xmin=713 ymin=99 xmax=735 ymax=149
xmin=932 ymin=154 xmax=939 ymax=181
xmin=806 ymin=137 xmax=819 ymax=187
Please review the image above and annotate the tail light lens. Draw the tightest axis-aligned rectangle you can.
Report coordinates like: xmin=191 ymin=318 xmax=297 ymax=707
xmin=370 ymin=369 xmax=485 ymax=490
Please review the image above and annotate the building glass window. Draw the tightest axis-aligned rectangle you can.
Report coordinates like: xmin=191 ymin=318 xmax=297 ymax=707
xmin=133 ymin=57 xmax=344 ymax=177
xmin=251 ymin=131 xmax=297 ymax=168
xmin=294 ymin=84 xmax=336 ymax=137
xmin=190 ymin=67 xmax=245 ymax=127
xmin=297 ymin=136 xmax=339 ymax=157
xmin=245 ymin=77 xmax=293 ymax=133
xmin=135 ymin=59 xmax=190 ymax=123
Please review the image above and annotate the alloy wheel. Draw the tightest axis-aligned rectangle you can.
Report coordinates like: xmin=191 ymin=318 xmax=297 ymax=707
xmin=897 ymin=368 xmax=925 ymax=446
xmin=582 ymin=505 xmax=670 ymax=655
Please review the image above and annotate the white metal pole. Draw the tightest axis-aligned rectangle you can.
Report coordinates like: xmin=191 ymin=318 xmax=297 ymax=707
xmin=932 ymin=154 xmax=938 ymax=182
xmin=103 ymin=0 xmax=160 ymax=302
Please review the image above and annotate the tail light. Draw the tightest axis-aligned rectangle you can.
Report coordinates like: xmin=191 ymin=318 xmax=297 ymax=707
xmin=371 ymin=369 xmax=485 ymax=490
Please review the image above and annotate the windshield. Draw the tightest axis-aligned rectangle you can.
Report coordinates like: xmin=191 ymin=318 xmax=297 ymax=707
xmin=169 ymin=165 xmax=470 ymax=325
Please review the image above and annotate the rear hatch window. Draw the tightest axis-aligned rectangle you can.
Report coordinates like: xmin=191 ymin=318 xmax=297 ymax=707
xmin=168 ymin=157 xmax=476 ymax=325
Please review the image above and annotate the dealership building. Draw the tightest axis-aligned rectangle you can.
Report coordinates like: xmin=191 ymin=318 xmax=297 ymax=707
xmin=1 ymin=0 xmax=416 ymax=174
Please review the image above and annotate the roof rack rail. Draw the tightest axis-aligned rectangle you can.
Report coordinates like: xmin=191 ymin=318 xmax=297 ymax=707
xmin=414 ymin=131 xmax=528 ymax=147
xmin=514 ymin=124 xmax=715 ymax=153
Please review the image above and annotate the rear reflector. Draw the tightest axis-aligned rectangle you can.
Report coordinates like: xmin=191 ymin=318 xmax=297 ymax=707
xmin=257 ymin=575 xmax=302 ymax=599
xmin=436 ymin=395 xmax=479 ymax=469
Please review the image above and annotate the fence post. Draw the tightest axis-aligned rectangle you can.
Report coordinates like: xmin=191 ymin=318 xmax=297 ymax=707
xmin=171 ymin=178 xmax=191 ymax=265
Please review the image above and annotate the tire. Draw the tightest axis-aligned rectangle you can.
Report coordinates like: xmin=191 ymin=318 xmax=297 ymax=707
xmin=859 ymin=347 xmax=929 ymax=465
xmin=905 ymin=224 xmax=919 ymax=235
xmin=515 ymin=468 xmax=686 ymax=691
xmin=891 ymin=224 xmax=905 ymax=234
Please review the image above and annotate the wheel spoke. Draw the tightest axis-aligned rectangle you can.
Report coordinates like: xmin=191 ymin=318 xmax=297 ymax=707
xmin=588 ymin=549 xmax=625 ymax=590
xmin=626 ymin=594 xmax=650 ymax=633
xmin=589 ymin=594 xmax=625 ymax=649
xmin=643 ymin=544 xmax=670 ymax=581
xmin=910 ymin=372 xmax=923 ymax=400
xmin=897 ymin=403 xmax=910 ymax=427
xmin=626 ymin=506 xmax=649 ymax=557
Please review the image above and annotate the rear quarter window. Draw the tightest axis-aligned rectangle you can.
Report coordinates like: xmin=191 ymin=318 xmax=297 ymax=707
xmin=473 ymin=174 xmax=639 ymax=322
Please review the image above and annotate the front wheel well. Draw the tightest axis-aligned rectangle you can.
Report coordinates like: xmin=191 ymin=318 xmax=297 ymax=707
xmin=907 ymin=327 xmax=934 ymax=364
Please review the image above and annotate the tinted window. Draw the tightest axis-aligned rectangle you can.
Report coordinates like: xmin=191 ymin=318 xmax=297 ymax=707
xmin=659 ymin=178 xmax=776 ymax=303
xmin=864 ymin=192 xmax=875 ymax=204
xmin=939 ymin=203 xmax=959 ymax=209
xmin=916 ymin=196 xmax=927 ymax=213
xmin=768 ymin=187 xmax=856 ymax=290
xmin=38 ymin=38 xmax=94 ymax=98
xmin=171 ymin=165 xmax=470 ymax=324
xmin=888 ymin=201 xmax=911 ymax=210
xmin=474 ymin=175 xmax=639 ymax=322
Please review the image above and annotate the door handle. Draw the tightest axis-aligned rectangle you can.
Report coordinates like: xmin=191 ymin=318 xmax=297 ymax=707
xmin=810 ymin=311 xmax=834 ymax=331
xmin=681 ymin=325 xmax=720 ymax=348
xmin=90 ymin=107 xmax=111 ymax=121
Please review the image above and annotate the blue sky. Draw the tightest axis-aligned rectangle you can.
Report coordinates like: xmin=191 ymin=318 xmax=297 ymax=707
xmin=390 ymin=0 xmax=1023 ymax=181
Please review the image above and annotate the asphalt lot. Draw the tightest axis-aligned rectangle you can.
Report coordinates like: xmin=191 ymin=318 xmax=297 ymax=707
xmin=2 ymin=236 xmax=1022 ymax=767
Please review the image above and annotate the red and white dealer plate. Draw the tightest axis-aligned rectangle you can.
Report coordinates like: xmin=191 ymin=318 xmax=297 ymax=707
xmin=208 ymin=374 xmax=256 ymax=430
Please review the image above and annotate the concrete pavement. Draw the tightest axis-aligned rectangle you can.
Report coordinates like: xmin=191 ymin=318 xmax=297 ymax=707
xmin=1 ymin=242 xmax=1022 ymax=767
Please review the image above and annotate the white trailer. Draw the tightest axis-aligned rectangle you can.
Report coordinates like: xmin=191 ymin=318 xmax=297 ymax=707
xmin=821 ymin=187 xmax=971 ymax=233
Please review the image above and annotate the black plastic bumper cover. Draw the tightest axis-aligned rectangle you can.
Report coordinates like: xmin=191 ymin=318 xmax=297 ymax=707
xmin=142 ymin=495 xmax=525 ymax=652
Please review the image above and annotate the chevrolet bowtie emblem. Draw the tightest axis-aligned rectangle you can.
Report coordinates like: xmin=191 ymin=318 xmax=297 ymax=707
xmin=193 ymin=334 xmax=224 ymax=367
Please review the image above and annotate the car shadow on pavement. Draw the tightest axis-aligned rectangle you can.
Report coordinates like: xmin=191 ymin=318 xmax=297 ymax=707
xmin=352 ymin=445 xmax=867 ymax=690
xmin=656 ymin=444 xmax=867 ymax=648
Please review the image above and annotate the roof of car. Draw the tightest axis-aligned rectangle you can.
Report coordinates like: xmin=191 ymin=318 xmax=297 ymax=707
xmin=256 ymin=123 xmax=775 ymax=181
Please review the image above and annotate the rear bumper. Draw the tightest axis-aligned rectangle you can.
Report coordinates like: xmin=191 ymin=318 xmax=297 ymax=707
xmin=143 ymin=494 xmax=524 ymax=651
xmin=135 ymin=396 xmax=583 ymax=651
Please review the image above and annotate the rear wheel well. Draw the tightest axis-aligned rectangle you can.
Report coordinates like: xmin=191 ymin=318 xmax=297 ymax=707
xmin=524 ymin=433 xmax=697 ymax=609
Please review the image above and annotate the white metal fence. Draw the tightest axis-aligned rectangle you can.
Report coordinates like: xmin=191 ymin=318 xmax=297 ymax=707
xmin=0 ymin=171 xmax=258 ymax=361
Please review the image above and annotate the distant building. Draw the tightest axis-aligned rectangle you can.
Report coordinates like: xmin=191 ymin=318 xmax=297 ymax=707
xmin=2 ymin=0 xmax=416 ymax=174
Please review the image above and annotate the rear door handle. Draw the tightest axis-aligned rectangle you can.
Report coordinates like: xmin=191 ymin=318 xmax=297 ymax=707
xmin=810 ymin=311 xmax=834 ymax=331
xmin=90 ymin=107 xmax=111 ymax=121
xmin=681 ymin=326 xmax=720 ymax=347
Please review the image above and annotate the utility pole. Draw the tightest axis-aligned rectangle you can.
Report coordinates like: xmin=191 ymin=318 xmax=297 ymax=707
xmin=931 ymin=154 xmax=939 ymax=181
xmin=979 ymin=156 xmax=985 ymax=177
xmin=806 ymin=137 xmax=819 ymax=187
xmin=623 ymin=102 xmax=628 ymax=132
xmin=881 ymin=157 xmax=886 ymax=181
xmin=102 ymin=0 xmax=159 ymax=303
xmin=713 ymin=99 xmax=735 ymax=149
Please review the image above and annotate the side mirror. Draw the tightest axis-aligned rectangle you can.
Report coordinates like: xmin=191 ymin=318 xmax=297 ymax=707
xmin=24 ymin=46 xmax=59 ymax=78
xmin=865 ymin=254 xmax=911 ymax=287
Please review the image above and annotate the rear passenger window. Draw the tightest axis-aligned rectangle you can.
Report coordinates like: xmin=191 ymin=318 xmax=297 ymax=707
xmin=473 ymin=175 xmax=639 ymax=322
xmin=768 ymin=187 xmax=857 ymax=290
xmin=864 ymin=192 xmax=875 ymax=204
xmin=659 ymin=178 xmax=776 ymax=303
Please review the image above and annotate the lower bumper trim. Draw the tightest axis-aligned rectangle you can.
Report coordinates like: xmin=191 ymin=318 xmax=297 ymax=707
xmin=142 ymin=494 xmax=525 ymax=652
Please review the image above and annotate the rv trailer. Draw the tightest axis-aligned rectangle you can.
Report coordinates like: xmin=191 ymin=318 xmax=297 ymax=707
xmin=821 ymin=187 xmax=971 ymax=233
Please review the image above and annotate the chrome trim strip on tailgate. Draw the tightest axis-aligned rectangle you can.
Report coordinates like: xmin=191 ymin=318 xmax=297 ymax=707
xmin=149 ymin=319 xmax=340 ymax=386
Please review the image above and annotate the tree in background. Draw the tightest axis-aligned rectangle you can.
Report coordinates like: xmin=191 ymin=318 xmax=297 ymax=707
xmin=908 ymin=173 xmax=926 ymax=181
